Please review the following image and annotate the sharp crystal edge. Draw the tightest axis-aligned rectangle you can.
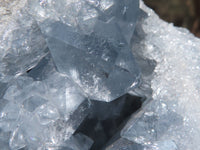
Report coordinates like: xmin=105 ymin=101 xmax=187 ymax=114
xmin=27 ymin=0 xmax=141 ymax=102
xmin=0 ymin=0 xmax=140 ymax=149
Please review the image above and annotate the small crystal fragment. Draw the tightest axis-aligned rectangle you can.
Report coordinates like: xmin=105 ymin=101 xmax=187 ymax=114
xmin=36 ymin=103 xmax=60 ymax=125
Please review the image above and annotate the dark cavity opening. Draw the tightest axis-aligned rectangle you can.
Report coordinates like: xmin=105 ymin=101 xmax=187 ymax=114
xmin=75 ymin=94 xmax=143 ymax=150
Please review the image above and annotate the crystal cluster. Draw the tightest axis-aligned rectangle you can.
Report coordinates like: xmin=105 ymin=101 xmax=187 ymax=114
xmin=27 ymin=0 xmax=141 ymax=102
xmin=0 ymin=0 xmax=140 ymax=149
xmin=121 ymin=2 xmax=200 ymax=150
xmin=0 ymin=0 xmax=200 ymax=150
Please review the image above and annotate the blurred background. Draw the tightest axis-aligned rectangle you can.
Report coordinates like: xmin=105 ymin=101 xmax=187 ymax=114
xmin=143 ymin=0 xmax=200 ymax=37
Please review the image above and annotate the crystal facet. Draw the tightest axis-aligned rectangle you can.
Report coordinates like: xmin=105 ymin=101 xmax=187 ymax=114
xmin=27 ymin=0 xmax=140 ymax=102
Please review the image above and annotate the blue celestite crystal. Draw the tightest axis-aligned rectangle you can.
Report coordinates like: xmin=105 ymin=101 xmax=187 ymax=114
xmin=0 ymin=0 xmax=141 ymax=149
xmin=27 ymin=0 xmax=141 ymax=102
xmin=5 ymin=0 xmax=200 ymax=150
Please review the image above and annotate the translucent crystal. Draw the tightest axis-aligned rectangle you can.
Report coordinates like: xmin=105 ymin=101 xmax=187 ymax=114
xmin=27 ymin=0 xmax=140 ymax=102
xmin=2 ymin=0 xmax=200 ymax=149
xmin=1 ymin=0 xmax=140 ymax=149
xmin=1 ymin=72 xmax=88 ymax=149
xmin=46 ymin=133 xmax=93 ymax=150
xmin=18 ymin=113 xmax=44 ymax=149
xmin=27 ymin=53 xmax=56 ymax=81
xmin=43 ymin=72 xmax=85 ymax=119
xmin=0 ymin=102 xmax=20 ymax=132
xmin=3 ymin=76 xmax=39 ymax=103
xmin=0 ymin=1 xmax=48 ymax=80
xmin=63 ymin=133 xmax=93 ymax=150
xmin=105 ymin=138 xmax=144 ymax=150
xmin=23 ymin=95 xmax=47 ymax=112
xmin=41 ymin=100 xmax=90 ymax=148
xmin=35 ymin=103 xmax=60 ymax=125
xmin=146 ymin=140 xmax=178 ymax=150
xmin=9 ymin=127 xmax=26 ymax=150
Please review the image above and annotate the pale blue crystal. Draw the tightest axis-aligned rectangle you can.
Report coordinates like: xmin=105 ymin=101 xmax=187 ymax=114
xmin=27 ymin=0 xmax=140 ymax=101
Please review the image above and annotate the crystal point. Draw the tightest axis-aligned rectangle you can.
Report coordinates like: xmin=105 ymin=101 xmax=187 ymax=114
xmin=27 ymin=0 xmax=140 ymax=102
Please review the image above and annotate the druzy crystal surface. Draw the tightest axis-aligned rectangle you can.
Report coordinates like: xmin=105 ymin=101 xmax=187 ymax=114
xmin=1 ymin=0 xmax=200 ymax=150
xmin=121 ymin=2 xmax=200 ymax=150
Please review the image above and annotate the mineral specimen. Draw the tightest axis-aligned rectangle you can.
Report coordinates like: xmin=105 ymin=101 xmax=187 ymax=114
xmin=0 ymin=0 xmax=200 ymax=150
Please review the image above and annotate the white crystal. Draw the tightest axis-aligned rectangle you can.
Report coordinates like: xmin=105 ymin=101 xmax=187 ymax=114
xmin=121 ymin=1 xmax=200 ymax=150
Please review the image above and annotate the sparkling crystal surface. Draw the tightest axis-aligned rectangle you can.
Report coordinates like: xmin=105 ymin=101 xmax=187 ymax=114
xmin=121 ymin=2 xmax=200 ymax=150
